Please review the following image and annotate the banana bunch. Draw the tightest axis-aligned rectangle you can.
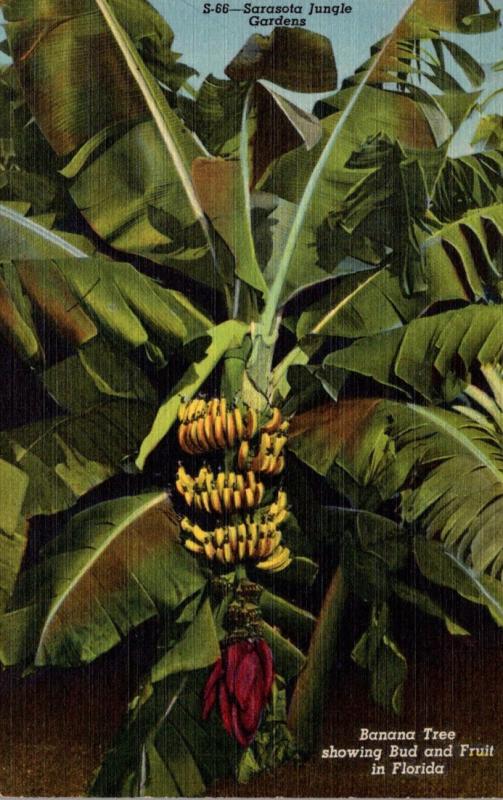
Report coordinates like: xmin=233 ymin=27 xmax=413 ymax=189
xmin=176 ymin=465 xmax=266 ymax=513
xmin=249 ymin=428 xmax=288 ymax=475
xmin=177 ymin=397 xmax=286 ymax=457
xmin=181 ymin=491 xmax=291 ymax=571
xmin=177 ymin=398 xmax=257 ymax=454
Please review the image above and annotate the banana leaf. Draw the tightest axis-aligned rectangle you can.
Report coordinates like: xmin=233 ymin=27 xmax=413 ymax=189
xmin=4 ymin=0 xmax=215 ymax=272
xmin=2 ymin=0 xmax=194 ymax=155
xmin=0 ymin=260 xmax=212 ymax=364
xmin=90 ymin=670 xmax=240 ymax=797
xmin=258 ymin=0 xmax=494 ymax=324
xmin=325 ymin=304 xmax=503 ymax=402
xmin=0 ymin=394 xmax=156 ymax=517
xmin=433 ymin=151 xmax=503 ymax=220
xmin=0 ymin=459 xmax=28 ymax=614
xmin=0 ymin=492 xmax=206 ymax=666
xmin=0 ymin=202 xmax=94 ymax=260
xmin=289 ymin=399 xmax=503 ymax=615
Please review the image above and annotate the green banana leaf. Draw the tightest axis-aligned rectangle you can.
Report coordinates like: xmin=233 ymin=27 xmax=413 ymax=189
xmin=0 ymin=260 xmax=212 ymax=364
xmin=2 ymin=0 xmax=195 ymax=155
xmin=90 ymin=670 xmax=240 ymax=797
xmin=422 ymin=203 xmax=503 ymax=294
xmin=0 ymin=393 xmax=156 ymax=517
xmin=5 ymin=0 xmax=215 ymax=273
xmin=351 ymin=602 xmax=407 ymax=715
xmin=289 ymin=399 xmax=503 ymax=616
xmin=433 ymin=151 xmax=503 ymax=221
xmin=0 ymin=202 xmax=94 ymax=260
xmin=258 ymin=0 xmax=495 ymax=325
xmin=325 ymin=304 xmax=503 ymax=402
xmin=0 ymin=492 xmax=206 ymax=667
xmin=0 ymin=459 xmax=28 ymax=614
xmin=225 ymin=27 xmax=337 ymax=92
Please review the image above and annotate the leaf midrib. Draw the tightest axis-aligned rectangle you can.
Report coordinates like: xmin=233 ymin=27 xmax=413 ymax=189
xmin=35 ymin=491 xmax=168 ymax=661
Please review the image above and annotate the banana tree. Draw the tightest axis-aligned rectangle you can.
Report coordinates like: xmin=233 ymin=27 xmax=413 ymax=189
xmin=0 ymin=0 xmax=501 ymax=794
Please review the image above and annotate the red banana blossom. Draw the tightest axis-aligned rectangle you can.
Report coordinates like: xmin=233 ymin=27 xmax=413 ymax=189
xmin=203 ymin=638 xmax=274 ymax=747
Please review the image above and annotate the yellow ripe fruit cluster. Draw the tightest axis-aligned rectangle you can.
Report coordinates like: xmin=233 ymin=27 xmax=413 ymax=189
xmin=177 ymin=397 xmax=286 ymax=462
xmin=181 ymin=491 xmax=291 ymax=571
xmin=177 ymin=398 xmax=257 ymax=455
xmin=176 ymin=465 xmax=266 ymax=513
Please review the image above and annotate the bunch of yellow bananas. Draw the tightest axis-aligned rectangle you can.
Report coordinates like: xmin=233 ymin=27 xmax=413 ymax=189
xmin=176 ymin=465 xmax=266 ymax=513
xmin=249 ymin=428 xmax=288 ymax=475
xmin=176 ymin=397 xmax=292 ymax=574
xmin=181 ymin=491 xmax=291 ymax=571
xmin=177 ymin=398 xmax=256 ymax=454
xmin=177 ymin=397 xmax=285 ymax=456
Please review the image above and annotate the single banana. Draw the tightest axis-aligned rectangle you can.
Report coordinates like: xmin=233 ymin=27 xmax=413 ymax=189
xmin=208 ymin=398 xmax=220 ymax=427
xmin=201 ymin=491 xmax=211 ymax=514
xmin=203 ymin=538 xmax=216 ymax=560
xmin=233 ymin=490 xmax=242 ymax=511
xmin=235 ymin=473 xmax=245 ymax=492
xmin=178 ymin=423 xmax=191 ymax=454
xmin=256 ymin=546 xmax=291 ymax=572
xmin=210 ymin=489 xmax=223 ymax=515
xmin=273 ymin=435 xmax=288 ymax=458
xmin=247 ymin=470 xmax=257 ymax=491
xmin=237 ymin=523 xmax=247 ymax=561
xmin=178 ymin=465 xmax=194 ymax=487
xmin=214 ymin=527 xmax=225 ymax=548
xmin=277 ymin=490 xmax=288 ymax=511
xmin=255 ymin=482 xmax=265 ymax=505
xmin=245 ymin=408 xmax=258 ymax=440
xmin=184 ymin=490 xmax=194 ymax=507
xmin=272 ymin=455 xmax=286 ymax=475
xmin=223 ymin=486 xmax=233 ymax=511
xmin=180 ymin=517 xmax=192 ymax=532
xmin=193 ymin=493 xmax=202 ymax=511
xmin=260 ymin=432 xmax=272 ymax=454
xmin=244 ymin=487 xmax=255 ymax=508
xmin=184 ymin=539 xmax=204 ymax=555
xmin=262 ymin=407 xmax=282 ymax=434
xmin=196 ymin=416 xmax=209 ymax=451
xmin=175 ymin=479 xmax=185 ymax=497
xmin=226 ymin=411 xmax=236 ymax=447
xmin=194 ymin=398 xmax=207 ymax=419
xmin=177 ymin=399 xmax=188 ymax=423
xmin=186 ymin=398 xmax=199 ymax=422
xmin=219 ymin=399 xmax=227 ymax=435
xmin=216 ymin=472 xmax=226 ymax=494
xmin=233 ymin=407 xmax=244 ymax=440
xmin=215 ymin=546 xmax=226 ymax=564
xmin=228 ymin=525 xmax=238 ymax=552
xmin=247 ymin=521 xmax=259 ymax=557
xmin=191 ymin=524 xmax=208 ymax=544
xmin=227 ymin=472 xmax=236 ymax=489
xmin=237 ymin=440 xmax=249 ymax=470
xmin=223 ymin=538 xmax=233 ymax=564
xmin=204 ymin=414 xmax=218 ymax=450
xmin=214 ymin=414 xmax=226 ymax=448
